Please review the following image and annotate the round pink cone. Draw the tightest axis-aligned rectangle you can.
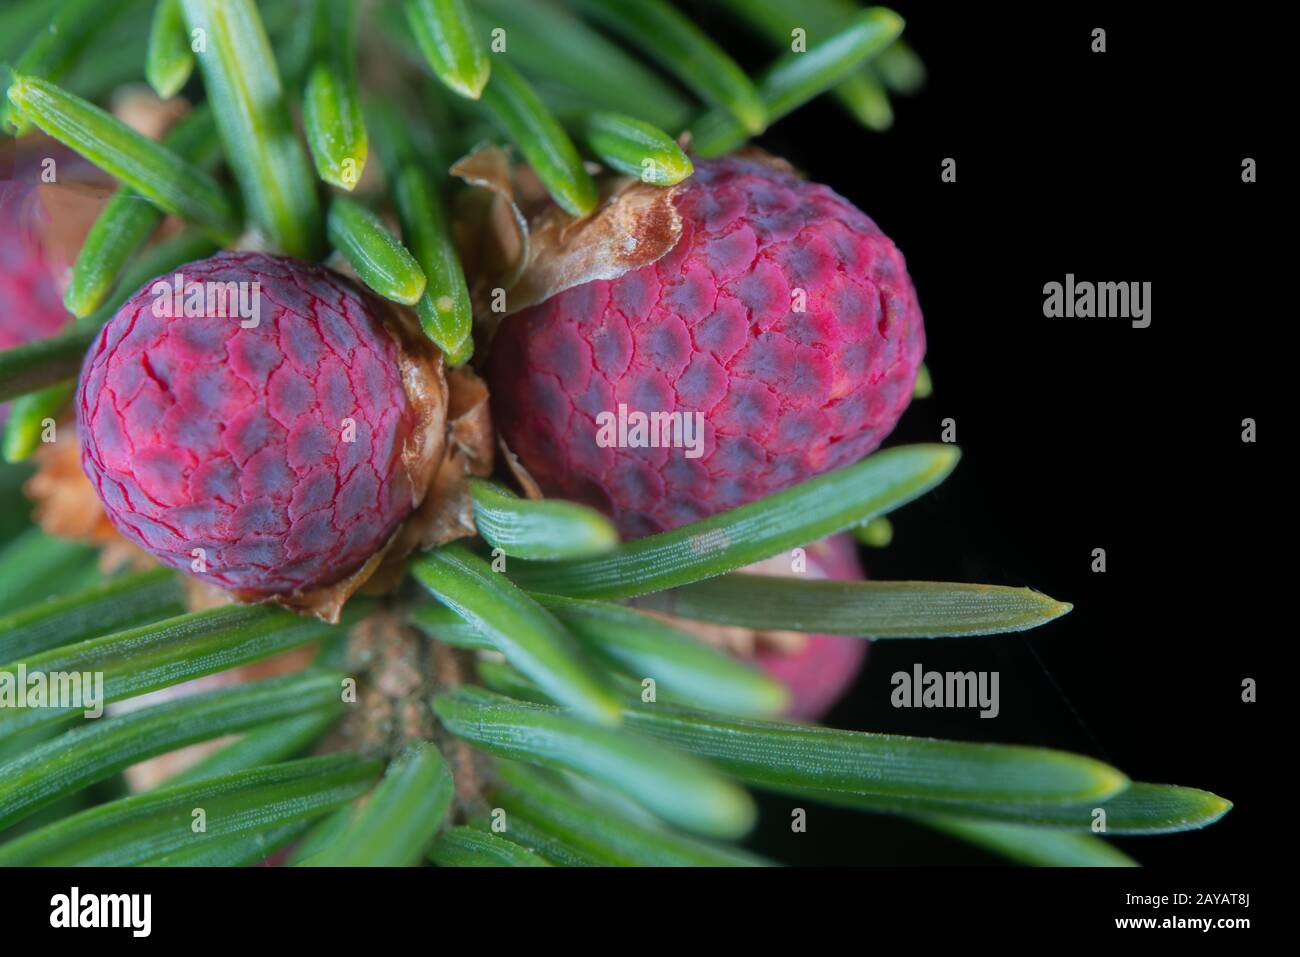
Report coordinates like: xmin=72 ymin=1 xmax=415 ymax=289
xmin=489 ymin=154 xmax=925 ymax=538
xmin=76 ymin=252 xmax=418 ymax=595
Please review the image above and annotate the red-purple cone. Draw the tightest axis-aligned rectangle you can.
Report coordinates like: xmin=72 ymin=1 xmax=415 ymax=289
xmin=489 ymin=154 xmax=925 ymax=537
xmin=75 ymin=252 xmax=419 ymax=595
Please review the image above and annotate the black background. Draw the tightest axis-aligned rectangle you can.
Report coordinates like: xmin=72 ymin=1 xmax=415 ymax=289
xmin=685 ymin=0 xmax=1278 ymax=866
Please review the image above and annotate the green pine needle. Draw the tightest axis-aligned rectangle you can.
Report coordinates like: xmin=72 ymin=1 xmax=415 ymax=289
xmin=533 ymin=594 xmax=790 ymax=716
xmin=717 ymin=0 xmax=904 ymax=131
xmin=625 ymin=702 xmax=1129 ymax=808
xmin=434 ymin=687 xmax=757 ymax=839
xmin=300 ymin=743 xmax=453 ymax=866
xmin=0 ymin=531 xmax=100 ymax=617
xmin=303 ymin=0 xmax=368 ymax=190
xmin=0 ymin=567 xmax=183 ymax=663
xmin=0 ymin=0 xmax=121 ymax=135
xmin=180 ymin=0 xmax=323 ymax=257
xmin=167 ymin=711 xmax=344 ymax=788
xmin=476 ymin=57 xmax=598 ymax=217
xmin=692 ymin=7 xmax=905 ymax=156
xmin=429 ymin=825 xmax=553 ymax=867
xmin=471 ymin=0 xmax=692 ymax=132
xmin=0 ymin=755 xmax=380 ymax=866
xmin=571 ymin=0 xmax=765 ymax=134
xmin=644 ymin=576 xmax=1073 ymax=638
xmin=0 ymin=602 xmax=358 ymax=739
xmin=411 ymin=544 xmax=624 ymax=726
xmin=406 ymin=0 xmax=491 ymax=100
xmin=64 ymin=104 xmax=222 ymax=318
xmin=579 ymin=111 xmax=693 ymax=184
xmin=506 ymin=444 xmax=959 ymax=599
xmin=490 ymin=761 xmax=769 ymax=866
xmin=2 ymin=383 xmax=73 ymax=464
xmin=468 ymin=478 xmax=620 ymax=561
xmin=0 ymin=670 xmax=345 ymax=831
xmin=326 ymin=196 xmax=427 ymax=304
xmin=6 ymin=74 xmax=241 ymax=241
xmin=145 ymin=0 xmax=195 ymax=99
xmin=369 ymin=101 xmax=475 ymax=363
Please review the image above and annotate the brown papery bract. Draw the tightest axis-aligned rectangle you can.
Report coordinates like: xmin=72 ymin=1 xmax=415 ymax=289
xmin=450 ymin=144 xmax=685 ymax=348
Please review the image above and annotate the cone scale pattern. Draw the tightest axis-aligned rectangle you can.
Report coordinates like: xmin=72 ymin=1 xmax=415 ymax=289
xmin=75 ymin=252 xmax=418 ymax=595
xmin=489 ymin=155 xmax=926 ymax=537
